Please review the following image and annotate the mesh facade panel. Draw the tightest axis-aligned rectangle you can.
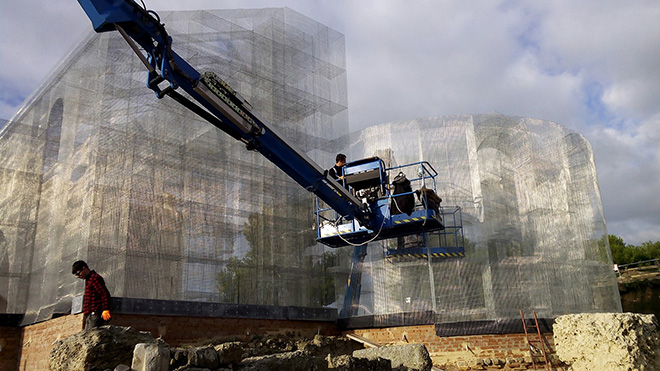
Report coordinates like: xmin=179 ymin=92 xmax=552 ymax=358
xmin=344 ymin=115 xmax=621 ymax=323
xmin=0 ymin=8 xmax=620 ymax=327
xmin=0 ymin=8 xmax=347 ymax=324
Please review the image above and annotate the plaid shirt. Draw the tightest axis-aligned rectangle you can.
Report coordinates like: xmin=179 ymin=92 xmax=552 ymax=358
xmin=83 ymin=270 xmax=111 ymax=314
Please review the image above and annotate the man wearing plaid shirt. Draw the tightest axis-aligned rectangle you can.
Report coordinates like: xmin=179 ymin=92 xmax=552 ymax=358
xmin=72 ymin=260 xmax=112 ymax=329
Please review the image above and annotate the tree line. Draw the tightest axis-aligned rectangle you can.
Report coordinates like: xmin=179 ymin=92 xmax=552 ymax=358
xmin=608 ymin=235 xmax=660 ymax=266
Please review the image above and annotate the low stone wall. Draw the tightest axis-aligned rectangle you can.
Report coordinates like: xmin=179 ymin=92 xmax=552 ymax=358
xmin=14 ymin=315 xmax=545 ymax=370
xmin=554 ymin=312 xmax=660 ymax=370
xmin=12 ymin=312 xmax=660 ymax=370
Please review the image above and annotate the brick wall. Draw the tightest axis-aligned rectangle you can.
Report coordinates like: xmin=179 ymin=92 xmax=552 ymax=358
xmin=14 ymin=313 xmax=338 ymax=370
xmin=17 ymin=314 xmax=83 ymax=371
xmin=110 ymin=314 xmax=340 ymax=346
xmin=0 ymin=326 xmax=22 ymax=371
xmin=344 ymin=325 xmax=555 ymax=364
xmin=12 ymin=315 xmax=556 ymax=370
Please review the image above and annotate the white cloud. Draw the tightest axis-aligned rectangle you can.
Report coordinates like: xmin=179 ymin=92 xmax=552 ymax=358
xmin=0 ymin=0 xmax=88 ymax=120
xmin=587 ymin=114 xmax=660 ymax=245
xmin=521 ymin=2 xmax=660 ymax=119
xmin=602 ymin=79 xmax=660 ymax=118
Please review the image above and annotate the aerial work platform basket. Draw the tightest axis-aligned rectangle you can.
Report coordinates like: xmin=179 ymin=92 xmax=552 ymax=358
xmin=384 ymin=206 xmax=465 ymax=261
xmin=314 ymin=158 xmax=464 ymax=253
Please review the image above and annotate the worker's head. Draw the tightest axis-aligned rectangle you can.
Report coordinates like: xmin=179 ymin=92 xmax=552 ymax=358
xmin=336 ymin=153 xmax=346 ymax=166
xmin=72 ymin=260 xmax=90 ymax=279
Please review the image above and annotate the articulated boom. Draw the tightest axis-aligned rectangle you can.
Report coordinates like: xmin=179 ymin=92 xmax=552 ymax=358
xmin=75 ymin=0 xmax=452 ymax=247
xmin=76 ymin=0 xmax=366 ymax=224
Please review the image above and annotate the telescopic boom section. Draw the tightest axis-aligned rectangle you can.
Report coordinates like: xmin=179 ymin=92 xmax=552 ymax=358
xmin=76 ymin=0 xmax=367 ymax=224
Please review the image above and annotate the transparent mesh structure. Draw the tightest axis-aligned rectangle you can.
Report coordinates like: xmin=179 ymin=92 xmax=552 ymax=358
xmin=0 ymin=8 xmax=348 ymax=324
xmin=343 ymin=115 xmax=621 ymax=324
xmin=0 ymin=7 xmax=621 ymax=328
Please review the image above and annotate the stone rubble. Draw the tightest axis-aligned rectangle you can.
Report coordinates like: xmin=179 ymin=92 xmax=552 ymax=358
xmin=48 ymin=313 xmax=660 ymax=371
xmin=132 ymin=343 xmax=170 ymax=371
xmin=50 ymin=328 xmax=419 ymax=371
xmin=353 ymin=343 xmax=432 ymax=371
xmin=48 ymin=325 xmax=157 ymax=371
xmin=553 ymin=312 xmax=660 ymax=371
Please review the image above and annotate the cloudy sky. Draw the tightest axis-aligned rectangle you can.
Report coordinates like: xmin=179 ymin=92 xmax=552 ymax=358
xmin=1 ymin=0 xmax=658 ymax=245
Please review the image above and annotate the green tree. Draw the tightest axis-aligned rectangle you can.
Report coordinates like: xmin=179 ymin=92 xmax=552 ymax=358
xmin=309 ymin=252 xmax=337 ymax=306
xmin=216 ymin=192 xmax=337 ymax=306
xmin=216 ymin=256 xmax=249 ymax=303
xmin=608 ymin=235 xmax=627 ymax=264
xmin=642 ymin=241 xmax=660 ymax=261
xmin=608 ymin=235 xmax=660 ymax=265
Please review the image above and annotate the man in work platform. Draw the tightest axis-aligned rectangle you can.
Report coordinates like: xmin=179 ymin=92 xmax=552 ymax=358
xmin=328 ymin=153 xmax=347 ymax=180
xmin=72 ymin=260 xmax=112 ymax=329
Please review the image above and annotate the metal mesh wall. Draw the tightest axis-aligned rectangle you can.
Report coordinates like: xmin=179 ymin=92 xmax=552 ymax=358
xmin=0 ymin=7 xmax=620 ymax=327
xmin=0 ymin=8 xmax=348 ymax=324
xmin=344 ymin=115 xmax=621 ymax=324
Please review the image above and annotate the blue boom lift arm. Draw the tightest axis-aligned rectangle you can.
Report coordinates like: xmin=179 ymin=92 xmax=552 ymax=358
xmin=76 ymin=0 xmax=368 ymax=225
xmin=75 ymin=1 xmax=464 ymax=317
xmin=75 ymin=0 xmax=452 ymax=249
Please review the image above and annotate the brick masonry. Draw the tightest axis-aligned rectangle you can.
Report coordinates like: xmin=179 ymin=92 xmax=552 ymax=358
xmin=7 ymin=314 xmax=338 ymax=370
xmin=109 ymin=313 xmax=341 ymax=347
xmin=3 ymin=315 xmax=555 ymax=370
xmin=11 ymin=315 xmax=84 ymax=371
xmin=0 ymin=326 xmax=22 ymax=371
xmin=344 ymin=325 xmax=555 ymax=365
